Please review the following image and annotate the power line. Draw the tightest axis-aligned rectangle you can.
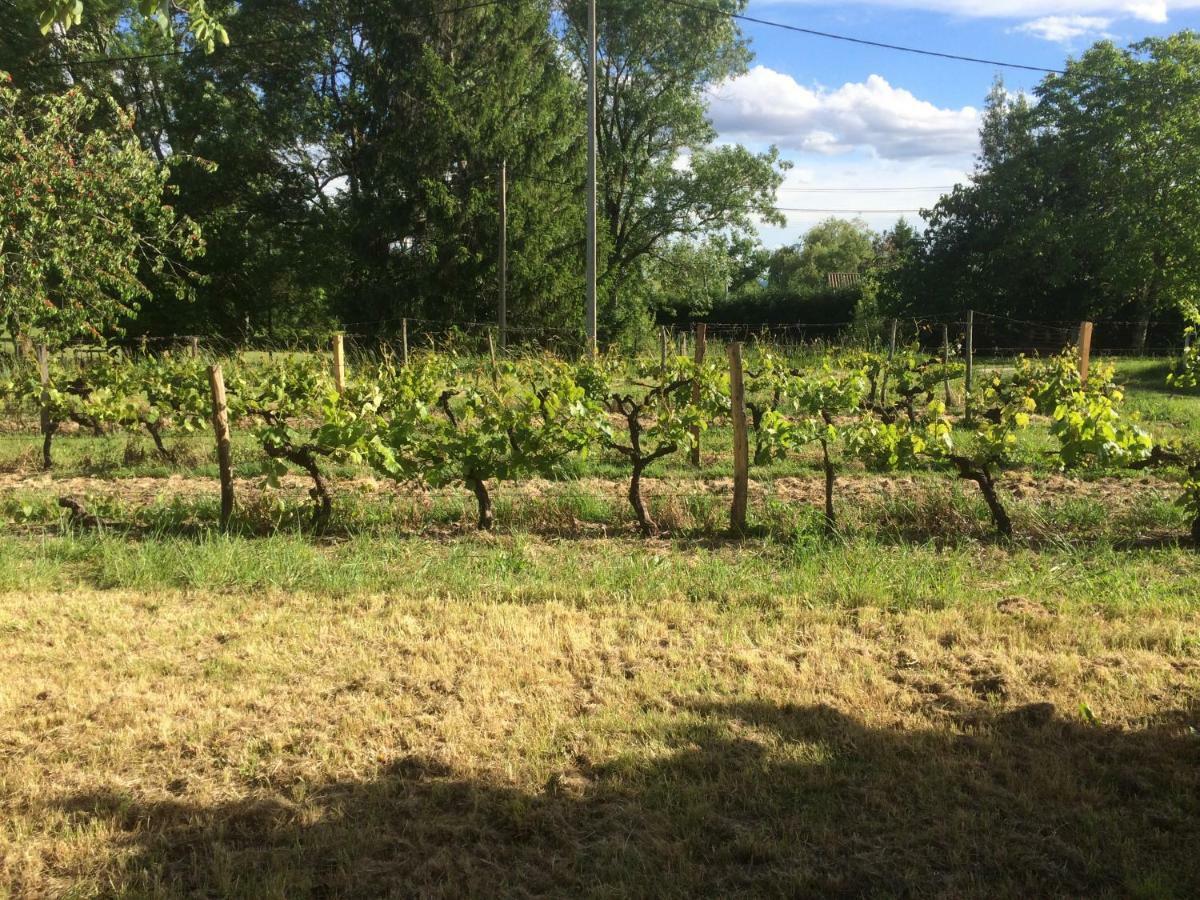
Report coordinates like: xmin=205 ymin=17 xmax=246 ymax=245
xmin=773 ymin=207 xmax=925 ymax=214
xmin=660 ymin=0 xmax=1066 ymax=75
xmin=776 ymin=185 xmax=956 ymax=193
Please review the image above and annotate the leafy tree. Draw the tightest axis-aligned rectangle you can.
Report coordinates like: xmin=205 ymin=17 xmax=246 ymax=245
xmin=37 ymin=0 xmax=229 ymax=51
xmin=645 ymin=238 xmax=735 ymax=321
xmin=1038 ymin=33 xmax=1200 ymax=350
xmin=900 ymin=36 xmax=1200 ymax=348
xmin=560 ymin=0 xmax=786 ymax=334
xmin=0 ymin=75 xmax=204 ymax=347
xmin=768 ymin=217 xmax=876 ymax=292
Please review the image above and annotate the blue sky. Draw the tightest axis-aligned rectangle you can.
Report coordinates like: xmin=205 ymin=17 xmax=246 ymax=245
xmin=707 ymin=0 xmax=1200 ymax=246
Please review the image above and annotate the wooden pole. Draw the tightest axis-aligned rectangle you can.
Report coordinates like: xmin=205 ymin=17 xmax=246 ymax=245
xmin=690 ymin=323 xmax=707 ymax=467
xmin=208 ymin=365 xmax=235 ymax=531
xmin=965 ymin=310 xmax=975 ymax=424
xmin=37 ymin=344 xmax=51 ymax=470
xmin=498 ymin=159 xmax=508 ymax=350
xmin=584 ymin=0 xmax=598 ymax=357
xmin=488 ymin=329 xmax=499 ymax=384
xmin=332 ymin=333 xmax=346 ymax=396
xmin=729 ymin=341 xmax=749 ymax=533
xmin=880 ymin=318 xmax=899 ymax=408
xmin=1078 ymin=321 xmax=1094 ymax=384
xmin=190 ymin=336 xmax=200 ymax=358
xmin=401 ymin=318 xmax=409 ymax=366
xmin=941 ymin=323 xmax=952 ymax=408
xmin=659 ymin=326 xmax=668 ymax=371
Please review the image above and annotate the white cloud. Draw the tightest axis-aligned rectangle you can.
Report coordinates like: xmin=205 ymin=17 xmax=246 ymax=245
xmin=759 ymin=0 xmax=1195 ymax=24
xmin=1014 ymin=14 xmax=1115 ymax=40
xmin=707 ymin=66 xmax=981 ymax=161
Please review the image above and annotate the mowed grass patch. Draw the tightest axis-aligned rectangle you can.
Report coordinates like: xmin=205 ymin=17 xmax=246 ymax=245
xmin=0 ymin=531 xmax=1199 ymax=617
xmin=0 ymin=575 xmax=1197 ymax=897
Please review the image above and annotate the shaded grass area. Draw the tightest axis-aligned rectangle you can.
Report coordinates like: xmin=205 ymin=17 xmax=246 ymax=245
xmin=1 ymin=577 xmax=1197 ymax=897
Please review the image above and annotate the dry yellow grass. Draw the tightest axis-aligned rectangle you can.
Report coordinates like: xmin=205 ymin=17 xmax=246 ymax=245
xmin=1 ymin=585 xmax=1197 ymax=897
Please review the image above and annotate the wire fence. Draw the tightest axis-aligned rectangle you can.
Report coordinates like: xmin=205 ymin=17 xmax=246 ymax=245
xmin=0 ymin=310 xmax=1190 ymax=367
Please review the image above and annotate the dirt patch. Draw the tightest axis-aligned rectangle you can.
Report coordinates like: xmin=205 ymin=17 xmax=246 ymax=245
xmin=0 ymin=470 xmax=1179 ymax=515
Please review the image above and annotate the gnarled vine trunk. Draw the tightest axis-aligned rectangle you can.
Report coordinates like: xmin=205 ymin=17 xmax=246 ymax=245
xmin=467 ymin=477 xmax=494 ymax=531
xmin=629 ymin=462 xmax=654 ymax=536
xmin=950 ymin=456 xmax=1013 ymax=538
xmin=820 ymin=438 xmax=836 ymax=534
xmin=263 ymin=442 xmax=332 ymax=532
xmin=41 ymin=420 xmax=57 ymax=470
xmin=142 ymin=418 xmax=173 ymax=460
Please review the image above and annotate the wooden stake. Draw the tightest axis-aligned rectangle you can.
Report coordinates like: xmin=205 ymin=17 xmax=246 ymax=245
xmin=401 ymin=318 xmax=409 ymax=366
xmin=965 ymin=310 xmax=975 ymax=424
xmin=332 ymin=333 xmax=346 ymax=395
xmin=190 ymin=336 xmax=200 ymax=358
xmin=208 ymin=365 xmax=235 ymax=531
xmin=37 ymin=344 xmax=51 ymax=469
xmin=659 ymin=326 xmax=668 ymax=371
xmin=488 ymin=329 xmax=498 ymax=384
xmin=729 ymin=341 xmax=749 ymax=533
xmin=690 ymin=323 xmax=707 ymax=467
xmin=1078 ymin=321 xmax=1094 ymax=384
xmin=498 ymin=159 xmax=508 ymax=350
xmin=880 ymin=318 xmax=899 ymax=408
xmin=941 ymin=323 xmax=952 ymax=408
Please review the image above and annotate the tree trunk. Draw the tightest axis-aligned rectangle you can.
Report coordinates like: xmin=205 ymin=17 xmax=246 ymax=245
xmin=628 ymin=462 xmax=654 ymax=536
xmin=468 ymin=477 xmax=493 ymax=531
xmin=821 ymin=439 xmax=836 ymax=534
xmin=1132 ymin=278 xmax=1155 ymax=354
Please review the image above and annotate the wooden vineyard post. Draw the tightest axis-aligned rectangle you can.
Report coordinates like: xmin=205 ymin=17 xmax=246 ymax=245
xmin=37 ymin=344 xmax=51 ymax=470
xmin=659 ymin=326 xmax=668 ymax=371
xmin=965 ymin=310 xmax=975 ymax=424
xmin=190 ymin=336 xmax=200 ymax=358
xmin=488 ymin=330 xmax=499 ymax=384
xmin=401 ymin=318 xmax=409 ymax=366
xmin=498 ymin=159 xmax=508 ymax=350
xmin=729 ymin=341 xmax=749 ymax=533
xmin=941 ymin=323 xmax=952 ymax=408
xmin=690 ymin=323 xmax=707 ymax=467
xmin=208 ymin=365 xmax=235 ymax=531
xmin=880 ymin=318 xmax=899 ymax=408
xmin=1078 ymin=321 xmax=1094 ymax=385
xmin=332 ymin=333 xmax=346 ymax=396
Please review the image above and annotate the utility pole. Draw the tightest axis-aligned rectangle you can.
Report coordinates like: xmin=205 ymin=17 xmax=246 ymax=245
xmin=498 ymin=159 xmax=508 ymax=350
xmin=585 ymin=0 xmax=598 ymax=357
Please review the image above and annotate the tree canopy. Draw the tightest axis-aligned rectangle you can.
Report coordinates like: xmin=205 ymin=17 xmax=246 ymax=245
xmin=0 ymin=74 xmax=203 ymax=347
xmin=894 ymin=34 xmax=1200 ymax=348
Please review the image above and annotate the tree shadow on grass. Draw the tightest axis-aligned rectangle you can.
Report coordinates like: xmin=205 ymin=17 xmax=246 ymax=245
xmin=46 ymin=699 xmax=1200 ymax=898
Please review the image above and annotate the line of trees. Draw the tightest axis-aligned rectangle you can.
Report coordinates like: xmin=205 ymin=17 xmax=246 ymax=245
xmin=880 ymin=33 xmax=1200 ymax=350
xmin=7 ymin=4 xmax=1200 ymax=350
xmin=7 ymin=0 xmax=783 ymax=346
